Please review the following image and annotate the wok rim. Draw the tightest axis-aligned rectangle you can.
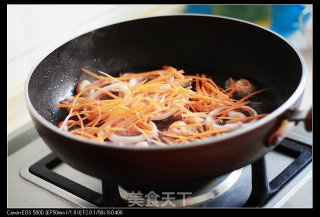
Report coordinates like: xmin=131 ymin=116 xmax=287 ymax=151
xmin=24 ymin=14 xmax=307 ymax=151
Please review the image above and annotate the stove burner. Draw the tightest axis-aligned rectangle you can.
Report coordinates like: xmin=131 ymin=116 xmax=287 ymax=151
xmin=25 ymin=138 xmax=311 ymax=208
xmin=118 ymin=168 xmax=250 ymax=207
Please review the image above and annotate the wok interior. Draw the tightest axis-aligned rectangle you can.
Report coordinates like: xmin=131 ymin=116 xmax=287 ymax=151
xmin=28 ymin=15 xmax=302 ymax=127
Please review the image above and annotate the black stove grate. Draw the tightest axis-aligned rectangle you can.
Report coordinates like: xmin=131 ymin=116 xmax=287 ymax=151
xmin=29 ymin=138 xmax=312 ymax=208
xmin=244 ymin=138 xmax=312 ymax=207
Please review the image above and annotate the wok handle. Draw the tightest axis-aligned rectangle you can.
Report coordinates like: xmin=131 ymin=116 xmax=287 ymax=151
xmin=268 ymin=107 xmax=312 ymax=146
xmin=287 ymin=107 xmax=312 ymax=132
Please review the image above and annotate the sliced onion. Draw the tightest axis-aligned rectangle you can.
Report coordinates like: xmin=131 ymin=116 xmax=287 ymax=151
xmin=213 ymin=121 xmax=243 ymax=131
xmin=109 ymin=121 xmax=158 ymax=144
xmin=208 ymin=106 xmax=230 ymax=116
xmin=238 ymin=106 xmax=258 ymax=116
xmin=151 ymin=109 xmax=178 ymax=121
xmin=135 ymin=141 xmax=149 ymax=147
xmin=109 ymin=134 xmax=147 ymax=144
xmin=93 ymin=83 xmax=129 ymax=99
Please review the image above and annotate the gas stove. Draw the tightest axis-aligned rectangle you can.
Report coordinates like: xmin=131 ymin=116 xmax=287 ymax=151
xmin=7 ymin=121 xmax=312 ymax=208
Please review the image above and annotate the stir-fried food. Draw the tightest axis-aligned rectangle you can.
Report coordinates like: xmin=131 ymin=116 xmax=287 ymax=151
xmin=55 ymin=66 xmax=268 ymax=146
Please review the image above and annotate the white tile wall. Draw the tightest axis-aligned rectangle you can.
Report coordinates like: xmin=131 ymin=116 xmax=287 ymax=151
xmin=8 ymin=5 xmax=119 ymax=82
xmin=7 ymin=5 xmax=187 ymax=85
xmin=8 ymin=5 xmax=115 ymax=59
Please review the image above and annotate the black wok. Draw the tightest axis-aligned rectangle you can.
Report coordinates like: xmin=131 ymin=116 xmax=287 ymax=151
xmin=25 ymin=15 xmax=310 ymax=192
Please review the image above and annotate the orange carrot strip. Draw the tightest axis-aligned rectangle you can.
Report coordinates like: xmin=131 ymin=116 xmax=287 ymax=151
xmin=56 ymin=66 xmax=268 ymax=144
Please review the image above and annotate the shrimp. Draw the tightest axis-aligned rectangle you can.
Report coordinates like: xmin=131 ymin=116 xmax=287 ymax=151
xmin=168 ymin=121 xmax=194 ymax=136
xmin=183 ymin=116 xmax=205 ymax=124
xmin=235 ymin=78 xmax=255 ymax=96
xmin=225 ymin=78 xmax=255 ymax=97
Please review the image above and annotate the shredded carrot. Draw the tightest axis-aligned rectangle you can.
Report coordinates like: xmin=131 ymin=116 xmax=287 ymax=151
xmin=227 ymin=77 xmax=236 ymax=97
xmin=55 ymin=66 xmax=268 ymax=146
